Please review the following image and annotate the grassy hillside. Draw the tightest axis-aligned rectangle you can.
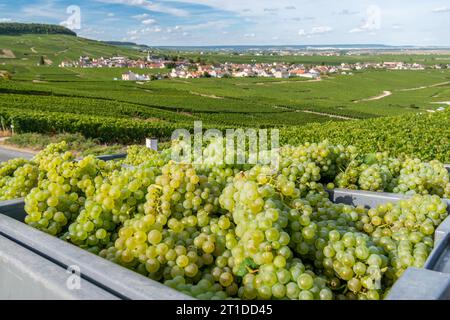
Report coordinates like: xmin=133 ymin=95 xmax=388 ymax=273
xmin=0 ymin=34 xmax=143 ymax=66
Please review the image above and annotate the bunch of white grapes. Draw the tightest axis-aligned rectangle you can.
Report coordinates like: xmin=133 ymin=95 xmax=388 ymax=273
xmin=334 ymin=153 xmax=449 ymax=197
xmin=16 ymin=140 xmax=449 ymax=300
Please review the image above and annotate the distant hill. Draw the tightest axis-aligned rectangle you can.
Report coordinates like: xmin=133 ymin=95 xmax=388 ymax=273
xmin=104 ymin=41 xmax=152 ymax=51
xmin=0 ymin=22 xmax=76 ymax=36
xmin=0 ymin=34 xmax=143 ymax=65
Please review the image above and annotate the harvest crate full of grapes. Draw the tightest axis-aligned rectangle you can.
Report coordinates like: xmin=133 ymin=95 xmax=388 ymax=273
xmin=1 ymin=140 xmax=450 ymax=300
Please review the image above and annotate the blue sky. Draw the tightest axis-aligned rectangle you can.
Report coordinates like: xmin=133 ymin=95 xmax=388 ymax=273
xmin=1 ymin=0 xmax=450 ymax=46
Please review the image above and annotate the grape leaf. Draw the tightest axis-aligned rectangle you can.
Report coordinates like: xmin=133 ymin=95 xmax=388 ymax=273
xmin=236 ymin=257 xmax=259 ymax=277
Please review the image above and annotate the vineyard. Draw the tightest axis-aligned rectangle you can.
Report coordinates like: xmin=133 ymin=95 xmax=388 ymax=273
xmin=0 ymin=98 xmax=448 ymax=162
xmin=281 ymin=110 xmax=450 ymax=162
xmin=1 ymin=65 xmax=450 ymax=154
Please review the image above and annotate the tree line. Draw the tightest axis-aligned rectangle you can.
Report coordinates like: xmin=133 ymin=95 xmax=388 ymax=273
xmin=0 ymin=23 xmax=77 ymax=36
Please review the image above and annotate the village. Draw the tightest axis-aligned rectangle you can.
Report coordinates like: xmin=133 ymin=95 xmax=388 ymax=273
xmin=58 ymin=52 xmax=449 ymax=82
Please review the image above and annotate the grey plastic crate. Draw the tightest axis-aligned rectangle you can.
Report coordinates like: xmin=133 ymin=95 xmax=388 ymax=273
xmin=327 ymin=188 xmax=410 ymax=208
xmin=0 ymin=201 xmax=192 ymax=300
xmin=2 ymin=188 xmax=450 ymax=300
xmin=95 ymin=153 xmax=127 ymax=161
xmin=74 ymin=153 xmax=127 ymax=162
xmin=0 ymin=234 xmax=118 ymax=299
xmin=328 ymin=188 xmax=450 ymax=244
xmin=424 ymin=232 xmax=450 ymax=274
xmin=386 ymin=267 xmax=450 ymax=300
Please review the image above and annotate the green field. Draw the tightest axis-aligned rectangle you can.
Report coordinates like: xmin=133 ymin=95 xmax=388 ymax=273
xmin=1 ymin=67 xmax=450 ymax=125
xmin=0 ymin=34 xmax=144 ymax=65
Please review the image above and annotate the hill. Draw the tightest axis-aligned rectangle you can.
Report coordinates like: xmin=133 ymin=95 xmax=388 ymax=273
xmin=104 ymin=41 xmax=152 ymax=51
xmin=0 ymin=34 xmax=143 ymax=65
xmin=0 ymin=22 xmax=76 ymax=36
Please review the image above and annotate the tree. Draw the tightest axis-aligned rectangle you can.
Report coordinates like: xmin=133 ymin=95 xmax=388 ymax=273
xmin=0 ymin=22 xmax=76 ymax=36
xmin=39 ymin=56 xmax=45 ymax=66
xmin=166 ymin=62 xmax=177 ymax=69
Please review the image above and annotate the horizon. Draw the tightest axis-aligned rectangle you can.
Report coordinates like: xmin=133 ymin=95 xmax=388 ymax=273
xmin=0 ymin=1 xmax=450 ymax=47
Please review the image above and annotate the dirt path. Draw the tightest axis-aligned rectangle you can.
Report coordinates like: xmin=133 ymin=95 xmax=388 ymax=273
xmin=272 ymin=105 xmax=354 ymax=120
xmin=354 ymin=91 xmax=392 ymax=103
xmin=55 ymin=48 xmax=68 ymax=55
xmin=30 ymin=47 xmax=38 ymax=53
xmin=189 ymin=91 xmax=224 ymax=99
xmin=299 ymin=110 xmax=354 ymax=120
xmin=236 ymin=78 xmax=322 ymax=86
xmin=398 ymin=81 xmax=450 ymax=92
xmin=259 ymin=78 xmax=322 ymax=85
xmin=171 ymin=80 xmax=191 ymax=84
xmin=430 ymin=101 xmax=450 ymax=105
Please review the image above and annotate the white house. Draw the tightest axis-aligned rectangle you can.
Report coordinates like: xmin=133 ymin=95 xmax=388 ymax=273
xmin=122 ymin=71 xmax=137 ymax=81
xmin=274 ymin=70 xmax=289 ymax=79
xmin=122 ymin=71 xmax=150 ymax=81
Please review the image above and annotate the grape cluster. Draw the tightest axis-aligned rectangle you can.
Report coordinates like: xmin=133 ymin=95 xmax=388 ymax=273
xmin=335 ymin=152 xmax=450 ymax=197
xmin=122 ymin=145 xmax=168 ymax=167
xmin=25 ymin=148 xmax=120 ymax=237
xmin=355 ymin=194 xmax=447 ymax=282
xmin=394 ymin=159 xmax=450 ymax=197
xmin=16 ymin=140 xmax=449 ymax=300
xmin=0 ymin=158 xmax=39 ymax=200
xmin=65 ymin=163 xmax=156 ymax=251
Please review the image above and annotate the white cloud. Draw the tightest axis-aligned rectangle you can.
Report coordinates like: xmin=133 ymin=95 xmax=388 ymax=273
xmin=21 ymin=2 xmax=65 ymax=20
xmin=0 ymin=18 xmax=12 ymax=22
xmin=432 ymin=6 xmax=450 ymax=13
xmin=310 ymin=26 xmax=332 ymax=34
xmin=167 ymin=25 xmax=182 ymax=33
xmin=392 ymin=24 xmax=403 ymax=30
xmin=132 ymin=13 xmax=149 ymax=20
xmin=107 ymin=12 xmax=115 ymax=17
xmin=299 ymin=26 xmax=332 ymax=37
xmin=176 ymin=20 xmax=230 ymax=32
xmin=131 ymin=25 xmax=162 ymax=34
xmin=337 ymin=9 xmax=359 ymax=15
xmin=79 ymin=27 xmax=105 ymax=36
xmin=95 ymin=0 xmax=189 ymax=17
xmin=349 ymin=28 xmax=362 ymax=33
xmin=160 ymin=0 xmax=315 ymax=18
xmin=244 ymin=33 xmax=255 ymax=37
xmin=141 ymin=18 xmax=156 ymax=25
